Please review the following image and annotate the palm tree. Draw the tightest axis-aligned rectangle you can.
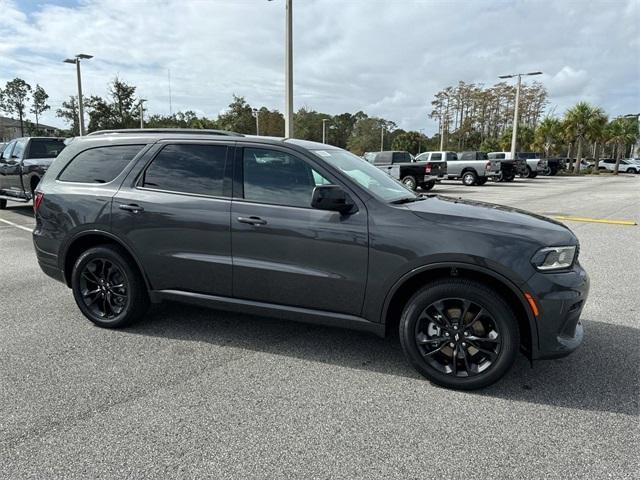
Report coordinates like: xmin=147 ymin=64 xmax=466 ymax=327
xmin=533 ymin=117 xmax=563 ymax=157
xmin=585 ymin=108 xmax=608 ymax=174
xmin=605 ymin=118 xmax=636 ymax=174
xmin=564 ymin=102 xmax=596 ymax=174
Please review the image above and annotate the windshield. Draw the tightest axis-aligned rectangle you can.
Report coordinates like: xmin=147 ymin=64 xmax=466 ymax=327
xmin=312 ymin=148 xmax=416 ymax=203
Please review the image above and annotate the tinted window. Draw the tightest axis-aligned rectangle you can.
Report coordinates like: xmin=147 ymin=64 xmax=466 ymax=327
xmin=392 ymin=152 xmax=411 ymax=163
xmin=27 ymin=139 xmax=66 ymax=159
xmin=431 ymin=153 xmax=442 ymax=161
xmin=1 ymin=141 xmax=15 ymax=161
xmin=243 ymin=148 xmax=328 ymax=208
xmin=142 ymin=144 xmax=227 ymax=196
xmin=447 ymin=152 xmax=458 ymax=161
xmin=59 ymin=145 xmax=143 ymax=183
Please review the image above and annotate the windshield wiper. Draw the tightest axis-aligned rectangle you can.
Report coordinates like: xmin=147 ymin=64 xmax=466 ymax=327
xmin=390 ymin=196 xmax=424 ymax=204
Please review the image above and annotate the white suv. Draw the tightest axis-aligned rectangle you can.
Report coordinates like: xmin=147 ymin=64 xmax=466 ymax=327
xmin=599 ymin=159 xmax=639 ymax=174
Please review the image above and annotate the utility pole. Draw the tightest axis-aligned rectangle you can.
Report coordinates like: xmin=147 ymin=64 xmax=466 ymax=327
xmin=252 ymin=108 xmax=260 ymax=135
xmin=380 ymin=125 xmax=385 ymax=152
xmin=499 ymin=71 xmax=542 ymax=159
xmin=418 ymin=128 xmax=425 ymax=154
xmin=285 ymin=0 xmax=293 ymax=137
xmin=139 ymin=99 xmax=146 ymax=129
xmin=322 ymin=118 xmax=330 ymax=144
xmin=439 ymin=95 xmax=449 ymax=151
xmin=63 ymin=54 xmax=93 ymax=136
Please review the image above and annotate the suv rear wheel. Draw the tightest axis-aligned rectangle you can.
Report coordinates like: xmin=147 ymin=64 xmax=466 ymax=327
xmin=399 ymin=279 xmax=519 ymax=390
xmin=71 ymin=245 xmax=149 ymax=328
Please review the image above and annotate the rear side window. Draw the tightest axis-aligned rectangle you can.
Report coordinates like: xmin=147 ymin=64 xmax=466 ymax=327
xmin=392 ymin=152 xmax=411 ymax=163
xmin=59 ymin=145 xmax=143 ymax=183
xmin=431 ymin=153 xmax=442 ymax=161
xmin=141 ymin=144 xmax=227 ymax=196
xmin=27 ymin=139 xmax=66 ymax=159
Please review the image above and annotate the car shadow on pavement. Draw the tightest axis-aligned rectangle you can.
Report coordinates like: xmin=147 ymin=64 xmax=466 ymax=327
xmin=2 ymin=204 xmax=34 ymax=218
xmin=128 ymin=303 xmax=638 ymax=416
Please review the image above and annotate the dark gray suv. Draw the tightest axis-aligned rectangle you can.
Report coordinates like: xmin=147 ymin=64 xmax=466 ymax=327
xmin=33 ymin=130 xmax=589 ymax=390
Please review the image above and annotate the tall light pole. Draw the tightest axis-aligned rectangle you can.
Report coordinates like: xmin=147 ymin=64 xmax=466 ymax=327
xmin=138 ymin=99 xmax=146 ymax=129
xmin=322 ymin=118 xmax=330 ymax=144
xmin=252 ymin=108 xmax=260 ymax=135
xmin=439 ymin=93 xmax=449 ymax=151
xmin=380 ymin=125 xmax=385 ymax=152
xmin=418 ymin=128 xmax=425 ymax=154
xmin=499 ymin=71 xmax=542 ymax=159
xmin=285 ymin=0 xmax=294 ymax=137
xmin=63 ymin=54 xmax=93 ymax=136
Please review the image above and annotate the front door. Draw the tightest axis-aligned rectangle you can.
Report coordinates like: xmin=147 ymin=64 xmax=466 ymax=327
xmin=112 ymin=141 xmax=233 ymax=296
xmin=231 ymin=146 xmax=368 ymax=315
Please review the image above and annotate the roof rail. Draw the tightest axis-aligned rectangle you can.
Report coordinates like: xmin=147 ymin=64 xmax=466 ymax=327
xmin=86 ymin=128 xmax=244 ymax=137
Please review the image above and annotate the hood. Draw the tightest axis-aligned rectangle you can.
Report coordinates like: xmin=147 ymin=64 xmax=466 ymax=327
xmin=405 ymin=195 xmax=577 ymax=246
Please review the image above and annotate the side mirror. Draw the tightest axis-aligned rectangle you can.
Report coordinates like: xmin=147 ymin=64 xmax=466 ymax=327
xmin=311 ymin=185 xmax=356 ymax=214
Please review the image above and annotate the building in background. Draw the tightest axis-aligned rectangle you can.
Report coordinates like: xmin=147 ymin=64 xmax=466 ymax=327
xmin=0 ymin=116 xmax=61 ymax=141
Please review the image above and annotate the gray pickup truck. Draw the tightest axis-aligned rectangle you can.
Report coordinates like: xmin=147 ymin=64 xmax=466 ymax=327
xmin=363 ymin=151 xmax=446 ymax=191
xmin=415 ymin=151 xmax=500 ymax=186
xmin=0 ymin=137 xmax=66 ymax=209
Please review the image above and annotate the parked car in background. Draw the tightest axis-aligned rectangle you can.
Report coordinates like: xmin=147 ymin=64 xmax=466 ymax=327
xmin=515 ymin=152 xmax=547 ymax=178
xmin=33 ymin=129 xmax=589 ymax=390
xmin=364 ymin=150 xmax=446 ymax=190
xmin=599 ymin=158 xmax=639 ymax=173
xmin=486 ymin=152 xmax=524 ymax=182
xmin=0 ymin=137 xmax=66 ymax=209
xmin=443 ymin=151 xmax=501 ymax=186
xmin=542 ymin=157 xmax=566 ymax=176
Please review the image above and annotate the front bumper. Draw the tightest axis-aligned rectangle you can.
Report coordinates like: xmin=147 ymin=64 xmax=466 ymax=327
xmin=526 ymin=261 xmax=590 ymax=359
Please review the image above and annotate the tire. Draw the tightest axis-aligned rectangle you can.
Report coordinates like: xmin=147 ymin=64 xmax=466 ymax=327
xmin=401 ymin=175 xmax=417 ymax=191
xmin=530 ymin=171 xmax=538 ymax=178
xmin=461 ymin=171 xmax=477 ymax=186
xmin=542 ymin=166 xmax=552 ymax=176
xmin=0 ymin=199 xmax=6 ymax=210
xmin=505 ymin=173 xmax=516 ymax=182
xmin=628 ymin=169 xmax=637 ymax=174
xmin=421 ymin=180 xmax=436 ymax=191
xmin=71 ymin=245 xmax=149 ymax=328
xmin=520 ymin=166 xmax=533 ymax=178
xmin=476 ymin=177 xmax=488 ymax=186
xmin=399 ymin=279 xmax=519 ymax=390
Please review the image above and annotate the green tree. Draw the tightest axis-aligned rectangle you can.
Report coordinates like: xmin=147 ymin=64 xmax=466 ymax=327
xmin=605 ymin=118 xmax=637 ymax=175
xmin=294 ymin=107 xmax=330 ymax=142
xmin=256 ymin=107 xmax=284 ymax=136
xmin=0 ymin=78 xmax=32 ymax=136
xmin=85 ymin=77 xmax=140 ymax=132
xmin=30 ymin=84 xmax=50 ymax=132
xmin=217 ymin=95 xmax=255 ymax=134
xmin=392 ymin=130 xmax=424 ymax=155
xmin=347 ymin=117 xmax=396 ymax=155
xmin=564 ymin=102 xmax=597 ymax=174
xmin=56 ymin=96 xmax=80 ymax=136
xmin=498 ymin=126 xmax=534 ymax=152
xmin=533 ymin=117 xmax=563 ymax=156
xmin=585 ymin=108 xmax=608 ymax=173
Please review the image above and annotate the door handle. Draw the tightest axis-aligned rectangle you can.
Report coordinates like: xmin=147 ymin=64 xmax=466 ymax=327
xmin=119 ymin=204 xmax=144 ymax=213
xmin=237 ymin=216 xmax=267 ymax=226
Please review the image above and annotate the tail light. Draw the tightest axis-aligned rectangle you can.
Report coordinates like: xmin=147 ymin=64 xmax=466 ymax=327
xmin=485 ymin=161 xmax=492 ymax=170
xmin=33 ymin=191 xmax=44 ymax=214
xmin=425 ymin=163 xmax=432 ymax=174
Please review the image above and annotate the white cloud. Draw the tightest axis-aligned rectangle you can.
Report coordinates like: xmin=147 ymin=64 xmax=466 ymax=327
xmin=0 ymin=0 xmax=638 ymax=134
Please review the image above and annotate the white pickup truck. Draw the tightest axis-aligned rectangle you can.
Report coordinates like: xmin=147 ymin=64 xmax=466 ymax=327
xmin=415 ymin=151 xmax=500 ymax=186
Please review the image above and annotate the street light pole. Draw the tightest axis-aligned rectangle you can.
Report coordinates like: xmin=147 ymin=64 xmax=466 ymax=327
xmin=252 ymin=108 xmax=260 ymax=135
xmin=285 ymin=0 xmax=293 ymax=138
xmin=322 ymin=118 xmax=330 ymax=144
xmin=418 ymin=128 xmax=425 ymax=154
xmin=439 ymin=95 xmax=449 ymax=151
xmin=139 ymin=99 xmax=146 ymax=129
xmin=64 ymin=54 xmax=93 ymax=136
xmin=380 ymin=125 xmax=385 ymax=152
xmin=498 ymin=71 xmax=542 ymax=159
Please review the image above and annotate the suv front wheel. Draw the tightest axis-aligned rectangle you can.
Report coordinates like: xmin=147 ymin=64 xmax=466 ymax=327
xmin=399 ymin=279 xmax=519 ymax=390
xmin=71 ymin=245 xmax=149 ymax=328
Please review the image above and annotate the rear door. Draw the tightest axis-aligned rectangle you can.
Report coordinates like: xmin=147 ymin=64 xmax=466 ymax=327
xmin=231 ymin=145 xmax=368 ymax=315
xmin=112 ymin=141 xmax=233 ymax=296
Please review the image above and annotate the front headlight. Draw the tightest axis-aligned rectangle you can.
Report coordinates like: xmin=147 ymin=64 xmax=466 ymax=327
xmin=531 ymin=246 xmax=577 ymax=271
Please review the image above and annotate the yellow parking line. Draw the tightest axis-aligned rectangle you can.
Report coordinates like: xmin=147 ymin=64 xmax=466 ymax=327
xmin=552 ymin=215 xmax=637 ymax=226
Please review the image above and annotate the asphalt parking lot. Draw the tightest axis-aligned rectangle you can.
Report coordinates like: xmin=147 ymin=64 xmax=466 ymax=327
xmin=1 ymin=175 xmax=638 ymax=479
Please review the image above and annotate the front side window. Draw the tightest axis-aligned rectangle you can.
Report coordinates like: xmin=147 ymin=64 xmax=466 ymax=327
xmin=11 ymin=139 xmax=27 ymax=160
xmin=59 ymin=144 xmax=143 ymax=183
xmin=243 ymin=148 xmax=329 ymax=208
xmin=0 ymin=141 xmax=15 ymax=161
xmin=142 ymin=144 xmax=228 ymax=196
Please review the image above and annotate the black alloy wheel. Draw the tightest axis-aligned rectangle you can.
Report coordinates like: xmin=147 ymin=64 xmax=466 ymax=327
xmin=79 ymin=258 xmax=129 ymax=320
xmin=399 ymin=279 xmax=519 ymax=390
xmin=71 ymin=245 xmax=149 ymax=328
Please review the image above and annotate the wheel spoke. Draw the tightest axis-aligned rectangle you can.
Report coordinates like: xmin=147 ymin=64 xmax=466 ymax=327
xmin=450 ymin=346 xmax=458 ymax=376
xmin=423 ymin=342 xmax=448 ymax=357
xmin=467 ymin=340 xmax=497 ymax=360
xmin=461 ymin=346 xmax=474 ymax=376
xmin=459 ymin=300 xmax=472 ymax=323
xmin=82 ymin=270 xmax=100 ymax=284
xmin=82 ymin=288 xmax=101 ymax=298
xmin=467 ymin=334 xmax=499 ymax=343
xmin=416 ymin=332 xmax=448 ymax=345
xmin=432 ymin=301 xmax=453 ymax=328
xmin=465 ymin=308 xmax=485 ymax=330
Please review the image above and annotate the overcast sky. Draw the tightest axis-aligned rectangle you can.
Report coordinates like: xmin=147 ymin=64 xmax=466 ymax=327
xmin=1 ymin=0 xmax=638 ymax=134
